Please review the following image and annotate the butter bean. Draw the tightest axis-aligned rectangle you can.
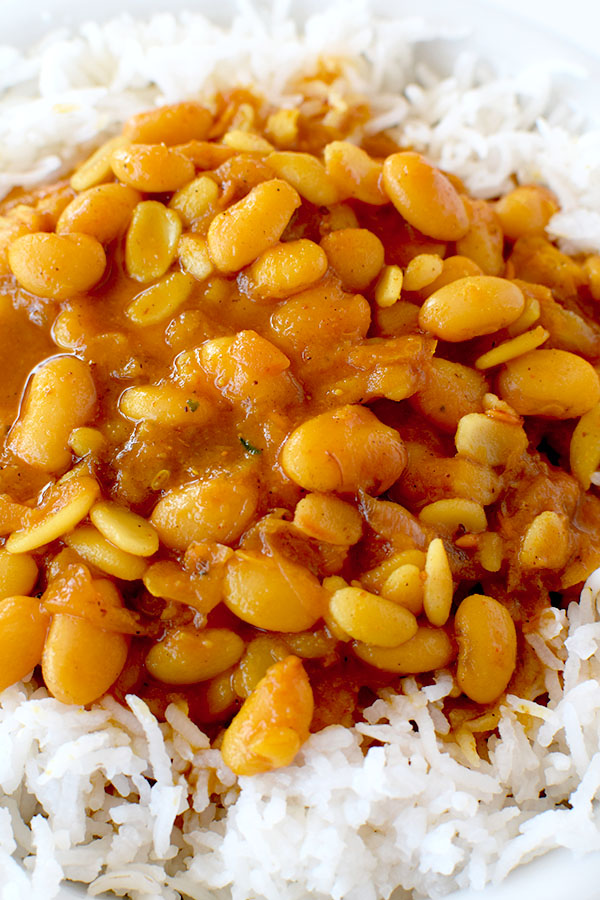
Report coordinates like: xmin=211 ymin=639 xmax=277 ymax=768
xmin=329 ymin=586 xmax=417 ymax=647
xmin=8 ymin=356 xmax=96 ymax=474
xmin=56 ymin=184 xmax=141 ymax=244
xmin=0 ymin=596 xmax=49 ymax=691
xmin=267 ymin=151 xmax=339 ymax=206
xmin=383 ymin=152 xmax=469 ymax=241
xmin=353 ymin=625 xmax=456 ymax=674
xmin=280 ymin=404 xmax=406 ymax=495
xmin=320 ymin=228 xmax=385 ymax=291
xmin=246 ymin=239 xmax=327 ymax=300
xmin=123 ymin=101 xmax=212 ymax=145
xmin=0 ymin=549 xmax=38 ymax=599
xmin=498 ymin=348 xmax=600 ymax=419
xmin=418 ymin=276 xmax=525 ymax=342
xmin=111 ymin=143 xmax=195 ymax=192
xmin=9 ymin=232 xmax=106 ymax=300
xmin=207 ymin=179 xmax=301 ymax=273
xmin=223 ymin=551 xmax=326 ymax=632
xmin=146 ymin=627 xmax=244 ymax=685
xmin=455 ymin=594 xmax=516 ymax=704
xmin=221 ymin=655 xmax=313 ymax=775
xmin=42 ymin=613 xmax=128 ymax=705
xmin=151 ymin=471 xmax=259 ymax=550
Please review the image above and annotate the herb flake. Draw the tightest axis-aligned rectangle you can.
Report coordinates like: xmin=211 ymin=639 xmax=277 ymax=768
xmin=239 ymin=436 xmax=262 ymax=455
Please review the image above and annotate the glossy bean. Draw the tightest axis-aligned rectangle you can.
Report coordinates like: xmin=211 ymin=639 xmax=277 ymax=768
xmin=221 ymin=655 xmax=313 ymax=775
xmin=42 ymin=613 xmax=128 ymax=705
xmin=0 ymin=596 xmax=49 ymax=691
xmin=418 ymin=276 xmax=525 ymax=342
xmin=223 ymin=551 xmax=326 ymax=632
xmin=9 ymin=232 xmax=106 ymax=300
xmin=280 ymin=404 xmax=406 ymax=495
xmin=8 ymin=356 xmax=96 ymax=473
xmin=383 ymin=151 xmax=469 ymax=241
xmin=455 ymin=593 xmax=517 ymax=704
xmin=207 ymin=179 xmax=301 ymax=273
xmin=498 ymin=349 xmax=600 ymax=419
xmin=146 ymin=627 xmax=244 ymax=685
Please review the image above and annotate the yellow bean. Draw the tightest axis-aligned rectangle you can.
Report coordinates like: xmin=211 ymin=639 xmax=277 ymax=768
xmin=419 ymin=499 xmax=487 ymax=535
xmin=519 ymin=511 xmax=571 ymax=570
xmin=0 ymin=549 xmax=38 ymax=599
xmin=584 ymin=255 xmax=600 ymax=302
xmin=353 ymin=625 xmax=456 ymax=674
xmin=125 ymin=201 xmax=182 ymax=282
xmin=320 ymin=228 xmax=385 ymax=291
xmin=8 ymin=355 xmax=96 ymax=474
xmin=570 ymin=403 xmax=600 ymax=489
xmin=70 ymin=135 xmax=130 ymax=192
xmin=383 ymin=151 xmax=469 ymax=241
xmin=293 ymin=493 xmax=363 ymax=545
xmin=455 ymin=594 xmax=516 ymax=704
xmin=68 ymin=427 xmax=105 ymax=457
xmin=411 ymin=358 xmax=488 ymax=433
xmin=6 ymin=476 xmax=99 ymax=554
xmin=360 ymin=550 xmax=426 ymax=593
xmin=178 ymin=234 xmax=215 ymax=282
xmin=280 ymin=404 xmax=406 ymax=495
xmin=170 ymin=175 xmax=219 ymax=227
xmin=151 ymin=470 xmax=258 ymax=550
xmin=421 ymin=255 xmax=483 ymax=298
xmin=474 ymin=325 xmax=549 ymax=370
xmin=119 ymin=385 xmax=212 ymax=426
xmin=223 ymin=130 xmax=274 ymax=154
xmin=324 ymin=141 xmax=387 ymax=205
xmin=267 ymin=151 xmax=339 ymax=206
xmin=403 ymin=254 xmax=443 ymax=291
xmin=265 ymin=109 xmax=299 ymax=148
xmin=418 ymin=276 xmax=525 ymax=342
xmin=328 ymin=586 xmax=417 ymax=647
xmin=90 ymin=501 xmax=158 ymax=557
xmin=380 ymin=564 xmax=424 ymax=616
xmin=456 ymin=198 xmax=504 ymax=276
xmin=245 ymin=239 xmax=328 ymax=300
xmin=478 ymin=533 xmax=504 ymax=573
xmin=375 ymin=265 xmax=404 ymax=308
xmin=207 ymin=179 xmax=301 ymax=273
xmin=125 ymin=271 xmax=194 ymax=326
xmin=232 ymin=634 xmax=290 ymax=698
xmin=506 ymin=296 xmax=541 ymax=336
xmin=455 ymin=412 xmax=528 ymax=467
xmin=423 ymin=538 xmax=453 ymax=627
xmin=111 ymin=143 xmax=195 ymax=192
xmin=498 ymin=348 xmax=600 ymax=419
xmin=495 ymin=184 xmax=559 ymax=241
xmin=9 ymin=232 xmax=106 ymax=300
xmin=56 ymin=183 xmax=141 ymax=244
xmin=223 ymin=551 xmax=326 ymax=632
xmin=146 ymin=627 xmax=244 ymax=685
xmin=42 ymin=613 xmax=128 ymax=705
xmin=0 ymin=596 xmax=49 ymax=690
xmin=123 ymin=101 xmax=212 ymax=145
xmin=64 ymin=525 xmax=147 ymax=581
xmin=221 ymin=655 xmax=313 ymax=775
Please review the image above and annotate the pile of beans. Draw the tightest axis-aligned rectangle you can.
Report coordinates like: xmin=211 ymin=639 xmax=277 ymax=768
xmin=1 ymin=86 xmax=600 ymax=775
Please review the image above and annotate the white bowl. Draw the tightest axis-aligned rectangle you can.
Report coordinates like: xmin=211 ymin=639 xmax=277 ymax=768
xmin=3 ymin=2 xmax=600 ymax=899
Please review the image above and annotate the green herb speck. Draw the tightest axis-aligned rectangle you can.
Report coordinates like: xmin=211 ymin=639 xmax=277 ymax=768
xmin=239 ymin=436 xmax=262 ymax=455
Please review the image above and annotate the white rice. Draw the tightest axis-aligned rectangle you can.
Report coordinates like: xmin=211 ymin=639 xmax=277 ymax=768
xmin=2 ymin=3 xmax=600 ymax=898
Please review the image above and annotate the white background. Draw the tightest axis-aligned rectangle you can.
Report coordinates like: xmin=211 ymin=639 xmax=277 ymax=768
xmin=483 ymin=0 xmax=600 ymax=57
